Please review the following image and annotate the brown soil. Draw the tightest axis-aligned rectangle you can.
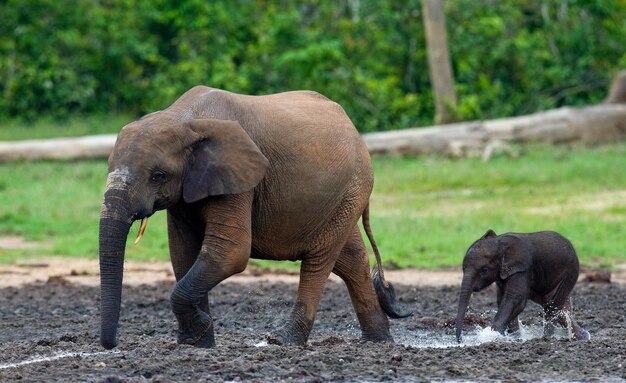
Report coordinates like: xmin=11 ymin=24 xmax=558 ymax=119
xmin=0 ymin=259 xmax=625 ymax=382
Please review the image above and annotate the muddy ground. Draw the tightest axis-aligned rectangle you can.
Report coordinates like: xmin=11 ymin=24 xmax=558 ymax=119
xmin=0 ymin=260 xmax=624 ymax=382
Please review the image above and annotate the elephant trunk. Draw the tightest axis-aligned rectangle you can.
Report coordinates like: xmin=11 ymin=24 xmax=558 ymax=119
xmin=99 ymin=188 xmax=133 ymax=349
xmin=455 ymin=272 xmax=474 ymax=343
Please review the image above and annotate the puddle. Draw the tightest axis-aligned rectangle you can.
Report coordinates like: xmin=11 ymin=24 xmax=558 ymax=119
xmin=0 ymin=351 xmax=118 ymax=370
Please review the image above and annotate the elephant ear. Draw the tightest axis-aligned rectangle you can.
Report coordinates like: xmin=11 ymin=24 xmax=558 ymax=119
xmin=481 ymin=229 xmax=497 ymax=239
xmin=499 ymin=236 xmax=532 ymax=279
xmin=183 ymin=119 xmax=269 ymax=203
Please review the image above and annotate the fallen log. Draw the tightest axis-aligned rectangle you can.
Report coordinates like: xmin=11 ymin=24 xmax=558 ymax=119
xmin=0 ymin=134 xmax=117 ymax=163
xmin=0 ymin=104 xmax=625 ymax=163
xmin=363 ymin=104 xmax=626 ymax=157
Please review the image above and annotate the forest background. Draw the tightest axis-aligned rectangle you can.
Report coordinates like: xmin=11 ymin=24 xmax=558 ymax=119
xmin=2 ymin=0 xmax=625 ymax=131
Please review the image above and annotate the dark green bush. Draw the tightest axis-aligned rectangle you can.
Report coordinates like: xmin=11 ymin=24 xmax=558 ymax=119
xmin=1 ymin=0 xmax=624 ymax=130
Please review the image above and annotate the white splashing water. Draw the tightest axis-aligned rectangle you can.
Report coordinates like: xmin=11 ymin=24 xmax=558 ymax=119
xmin=398 ymin=321 xmax=577 ymax=349
xmin=248 ymin=312 xmax=585 ymax=349
xmin=0 ymin=351 xmax=118 ymax=370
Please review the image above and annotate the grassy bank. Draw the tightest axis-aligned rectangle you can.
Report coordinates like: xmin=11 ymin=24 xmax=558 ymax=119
xmin=370 ymin=144 xmax=626 ymax=268
xmin=0 ymin=143 xmax=625 ymax=269
xmin=0 ymin=115 xmax=132 ymax=141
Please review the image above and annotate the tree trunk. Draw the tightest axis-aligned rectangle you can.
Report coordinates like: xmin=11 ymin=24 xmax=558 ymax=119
xmin=604 ymin=70 xmax=626 ymax=104
xmin=422 ymin=0 xmax=458 ymax=124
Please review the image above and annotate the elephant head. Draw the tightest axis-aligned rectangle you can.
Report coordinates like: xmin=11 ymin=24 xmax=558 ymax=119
xmin=99 ymin=114 xmax=269 ymax=349
xmin=454 ymin=229 xmax=531 ymax=342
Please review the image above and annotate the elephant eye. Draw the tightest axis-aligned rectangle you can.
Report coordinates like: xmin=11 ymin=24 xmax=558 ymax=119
xmin=150 ymin=170 xmax=166 ymax=183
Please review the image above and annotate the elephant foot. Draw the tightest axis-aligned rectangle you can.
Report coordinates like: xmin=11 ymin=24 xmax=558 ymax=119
xmin=176 ymin=308 xmax=215 ymax=348
xmin=361 ymin=334 xmax=393 ymax=343
xmin=491 ymin=323 xmax=507 ymax=336
xmin=266 ymin=328 xmax=308 ymax=346
xmin=360 ymin=327 xmax=393 ymax=343
xmin=573 ymin=328 xmax=591 ymax=341
xmin=505 ymin=329 xmax=521 ymax=339
xmin=267 ymin=303 xmax=313 ymax=346
xmin=506 ymin=319 xmax=520 ymax=335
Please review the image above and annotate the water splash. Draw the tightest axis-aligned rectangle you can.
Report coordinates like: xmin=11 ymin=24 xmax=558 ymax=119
xmin=397 ymin=327 xmax=501 ymax=349
xmin=249 ymin=317 xmax=582 ymax=350
xmin=253 ymin=340 xmax=269 ymax=347
xmin=563 ymin=313 xmax=574 ymax=339
xmin=398 ymin=322 xmax=555 ymax=349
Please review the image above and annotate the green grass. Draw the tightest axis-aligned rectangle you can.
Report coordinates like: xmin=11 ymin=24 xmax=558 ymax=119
xmin=0 ymin=141 xmax=625 ymax=269
xmin=0 ymin=114 xmax=133 ymax=141
xmin=369 ymin=144 xmax=626 ymax=268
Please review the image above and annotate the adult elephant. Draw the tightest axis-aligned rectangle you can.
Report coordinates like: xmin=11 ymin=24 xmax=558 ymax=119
xmin=99 ymin=86 xmax=409 ymax=349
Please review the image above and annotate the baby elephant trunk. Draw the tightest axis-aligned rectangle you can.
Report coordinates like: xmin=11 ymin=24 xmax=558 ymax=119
xmin=455 ymin=273 xmax=474 ymax=343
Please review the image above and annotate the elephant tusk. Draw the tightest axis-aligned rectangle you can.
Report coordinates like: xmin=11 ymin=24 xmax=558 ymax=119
xmin=134 ymin=217 xmax=148 ymax=244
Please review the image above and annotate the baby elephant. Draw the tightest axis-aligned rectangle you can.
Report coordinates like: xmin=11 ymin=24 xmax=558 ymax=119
xmin=455 ymin=229 xmax=590 ymax=342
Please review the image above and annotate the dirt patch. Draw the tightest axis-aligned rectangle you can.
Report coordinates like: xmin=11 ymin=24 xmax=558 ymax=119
xmin=1 ymin=258 xmax=624 ymax=287
xmin=0 ymin=258 xmax=469 ymax=287
xmin=0 ymin=261 xmax=625 ymax=382
xmin=0 ymin=236 xmax=45 ymax=250
xmin=526 ymin=189 xmax=626 ymax=219
xmin=0 ymin=258 xmax=175 ymax=287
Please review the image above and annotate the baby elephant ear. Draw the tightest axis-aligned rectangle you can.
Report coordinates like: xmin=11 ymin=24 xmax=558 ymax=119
xmin=183 ymin=119 xmax=269 ymax=203
xmin=499 ymin=237 xmax=532 ymax=279
xmin=481 ymin=229 xmax=497 ymax=239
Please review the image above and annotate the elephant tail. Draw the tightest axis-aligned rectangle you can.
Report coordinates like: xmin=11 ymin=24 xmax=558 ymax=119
xmin=362 ymin=204 xmax=413 ymax=319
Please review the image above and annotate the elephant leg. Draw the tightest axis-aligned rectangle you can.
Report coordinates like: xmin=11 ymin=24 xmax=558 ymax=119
xmin=496 ymin=283 xmax=519 ymax=335
xmin=167 ymin=210 xmax=209 ymax=315
xmin=560 ymin=299 xmax=590 ymax=340
xmin=170 ymin=193 xmax=253 ymax=348
xmin=332 ymin=227 xmax=392 ymax=342
xmin=492 ymin=274 xmax=528 ymax=334
xmin=506 ymin=315 xmax=521 ymax=336
xmin=545 ymin=298 xmax=590 ymax=340
xmin=267 ymin=249 xmax=339 ymax=346
xmin=541 ymin=273 xmax=588 ymax=340
xmin=543 ymin=303 xmax=563 ymax=339
xmin=496 ymin=285 xmax=520 ymax=336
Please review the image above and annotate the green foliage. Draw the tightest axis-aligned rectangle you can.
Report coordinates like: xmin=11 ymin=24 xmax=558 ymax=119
xmin=1 ymin=0 xmax=625 ymax=130
xmin=1 ymin=143 xmax=625 ymax=269
xmin=448 ymin=0 xmax=626 ymax=118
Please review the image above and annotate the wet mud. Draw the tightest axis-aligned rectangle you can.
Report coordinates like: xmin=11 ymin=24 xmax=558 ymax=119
xmin=1 ymin=276 xmax=624 ymax=382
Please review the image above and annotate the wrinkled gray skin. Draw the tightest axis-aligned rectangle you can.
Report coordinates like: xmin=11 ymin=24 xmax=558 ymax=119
xmin=99 ymin=86 xmax=407 ymax=350
xmin=455 ymin=229 xmax=590 ymax=342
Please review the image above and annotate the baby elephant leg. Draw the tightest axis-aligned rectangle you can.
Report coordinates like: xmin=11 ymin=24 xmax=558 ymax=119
xmin=542 ymin=273 xmax=589 ymax=341
xmin=545 ymin=298 xmax=590 ymax=340
xmin=544 ymin=296 xmax=590 ymax=340
xmin=498 ymin=285 xmax=521 ymax=336
xmin=506 ymin=315 xmax=521 ymax=336
xmin=492 ymin=274 xmax=528 ymax=335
